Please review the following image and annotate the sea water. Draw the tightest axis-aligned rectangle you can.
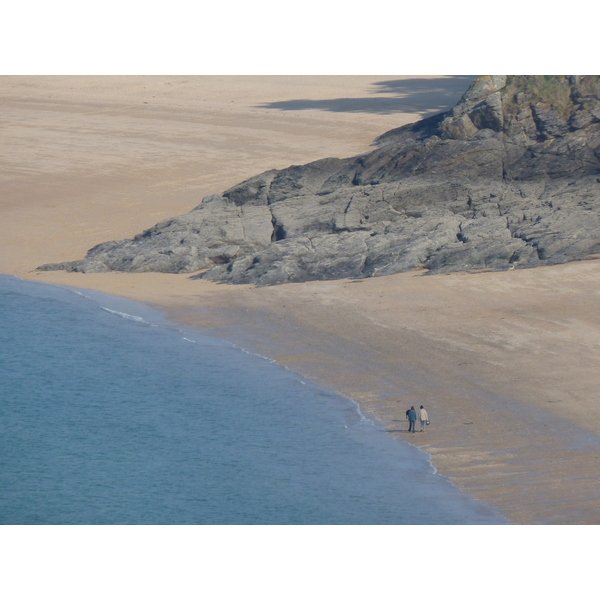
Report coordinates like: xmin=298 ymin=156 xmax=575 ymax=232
xmin=0 ymin=274 xmax=506 ymax=524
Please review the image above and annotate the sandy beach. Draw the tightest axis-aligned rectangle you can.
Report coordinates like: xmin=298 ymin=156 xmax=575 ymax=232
xmin=3 ymin=75 xmax=600 ymax=524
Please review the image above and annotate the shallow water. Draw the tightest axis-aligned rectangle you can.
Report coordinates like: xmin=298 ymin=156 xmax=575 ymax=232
xmin=0 ymin=274 xmax=506 ymax=524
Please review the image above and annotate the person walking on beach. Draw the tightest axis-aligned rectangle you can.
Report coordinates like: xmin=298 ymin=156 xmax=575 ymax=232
xmin=407 ymin=406 xmax=417 ymax=433
xmin=419 ymin=405 xmax=429 ymax=432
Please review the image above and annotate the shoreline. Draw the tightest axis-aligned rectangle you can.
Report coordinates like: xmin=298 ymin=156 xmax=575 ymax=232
xmin=4 ymin=75 xmax=600 ymax=524
xmin=119 ymin=264 xmax=600 ymax=525
xmin=19 ymin=261 xmax=600 ymax=524
xmin=4 ymin=270 xmax=509 ymax=524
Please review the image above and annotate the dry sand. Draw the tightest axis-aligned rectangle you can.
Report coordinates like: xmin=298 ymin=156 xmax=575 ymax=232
xmin=3 ymin=75 xmax=600 ymax=524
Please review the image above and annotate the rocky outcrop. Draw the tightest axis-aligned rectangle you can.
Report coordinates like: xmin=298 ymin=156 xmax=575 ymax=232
xmin=39 ymin=76 xmax=600 ymax=285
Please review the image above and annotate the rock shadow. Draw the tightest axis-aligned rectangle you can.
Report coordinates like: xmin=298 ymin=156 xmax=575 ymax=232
xmin=256 ymin=76 xmax=478 ymax=115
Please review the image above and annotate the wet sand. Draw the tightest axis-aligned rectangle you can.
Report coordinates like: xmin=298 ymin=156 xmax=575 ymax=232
xmin=3 ymin=75 xmax=600 ymax=524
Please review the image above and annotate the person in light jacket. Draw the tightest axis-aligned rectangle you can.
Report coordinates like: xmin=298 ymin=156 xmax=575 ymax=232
xmin=419 ymin=405 xmax=429 ymax=432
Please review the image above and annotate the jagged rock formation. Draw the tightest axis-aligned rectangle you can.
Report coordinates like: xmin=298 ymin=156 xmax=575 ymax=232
xmin=39 ymin=76 xmax=600 ymax=285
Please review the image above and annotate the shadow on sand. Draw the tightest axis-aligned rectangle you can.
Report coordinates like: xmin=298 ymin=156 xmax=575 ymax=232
xmin=256 ymin=76 xmax=478 ymax=115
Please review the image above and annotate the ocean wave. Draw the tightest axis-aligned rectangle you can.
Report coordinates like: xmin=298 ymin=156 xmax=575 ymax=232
xmin=100 ymin=307 xmax=151 ymax=324
xmin=238 ymin=346 xmax=277 ymax=363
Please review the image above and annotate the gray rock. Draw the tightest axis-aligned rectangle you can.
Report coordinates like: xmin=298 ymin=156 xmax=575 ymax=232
xmin=38 ymin=76 xmax=600 ymax=285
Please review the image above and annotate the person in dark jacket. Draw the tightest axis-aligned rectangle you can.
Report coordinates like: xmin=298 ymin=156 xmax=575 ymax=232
xmin=407 ymin=406 xmax=417 ymax=433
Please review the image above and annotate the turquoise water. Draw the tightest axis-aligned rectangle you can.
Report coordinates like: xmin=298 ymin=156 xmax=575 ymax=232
xmin=0 ymin=274 xmax=506 ymax=524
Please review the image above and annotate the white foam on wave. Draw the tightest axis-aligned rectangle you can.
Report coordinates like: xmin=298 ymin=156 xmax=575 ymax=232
xmin=62 ymin=285 xmax=160 ymax=327
xmin=238 ymin=346 xmax=277 ymax=363
xmin=348 ymin=398 xmax=376 ymax=427
xmin=100 ymin=307 xmax=151 ymax=324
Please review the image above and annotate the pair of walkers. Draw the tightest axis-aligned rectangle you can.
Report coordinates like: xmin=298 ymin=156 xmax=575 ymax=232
xmin=406 ymin=405 xmax=429 ymax=433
